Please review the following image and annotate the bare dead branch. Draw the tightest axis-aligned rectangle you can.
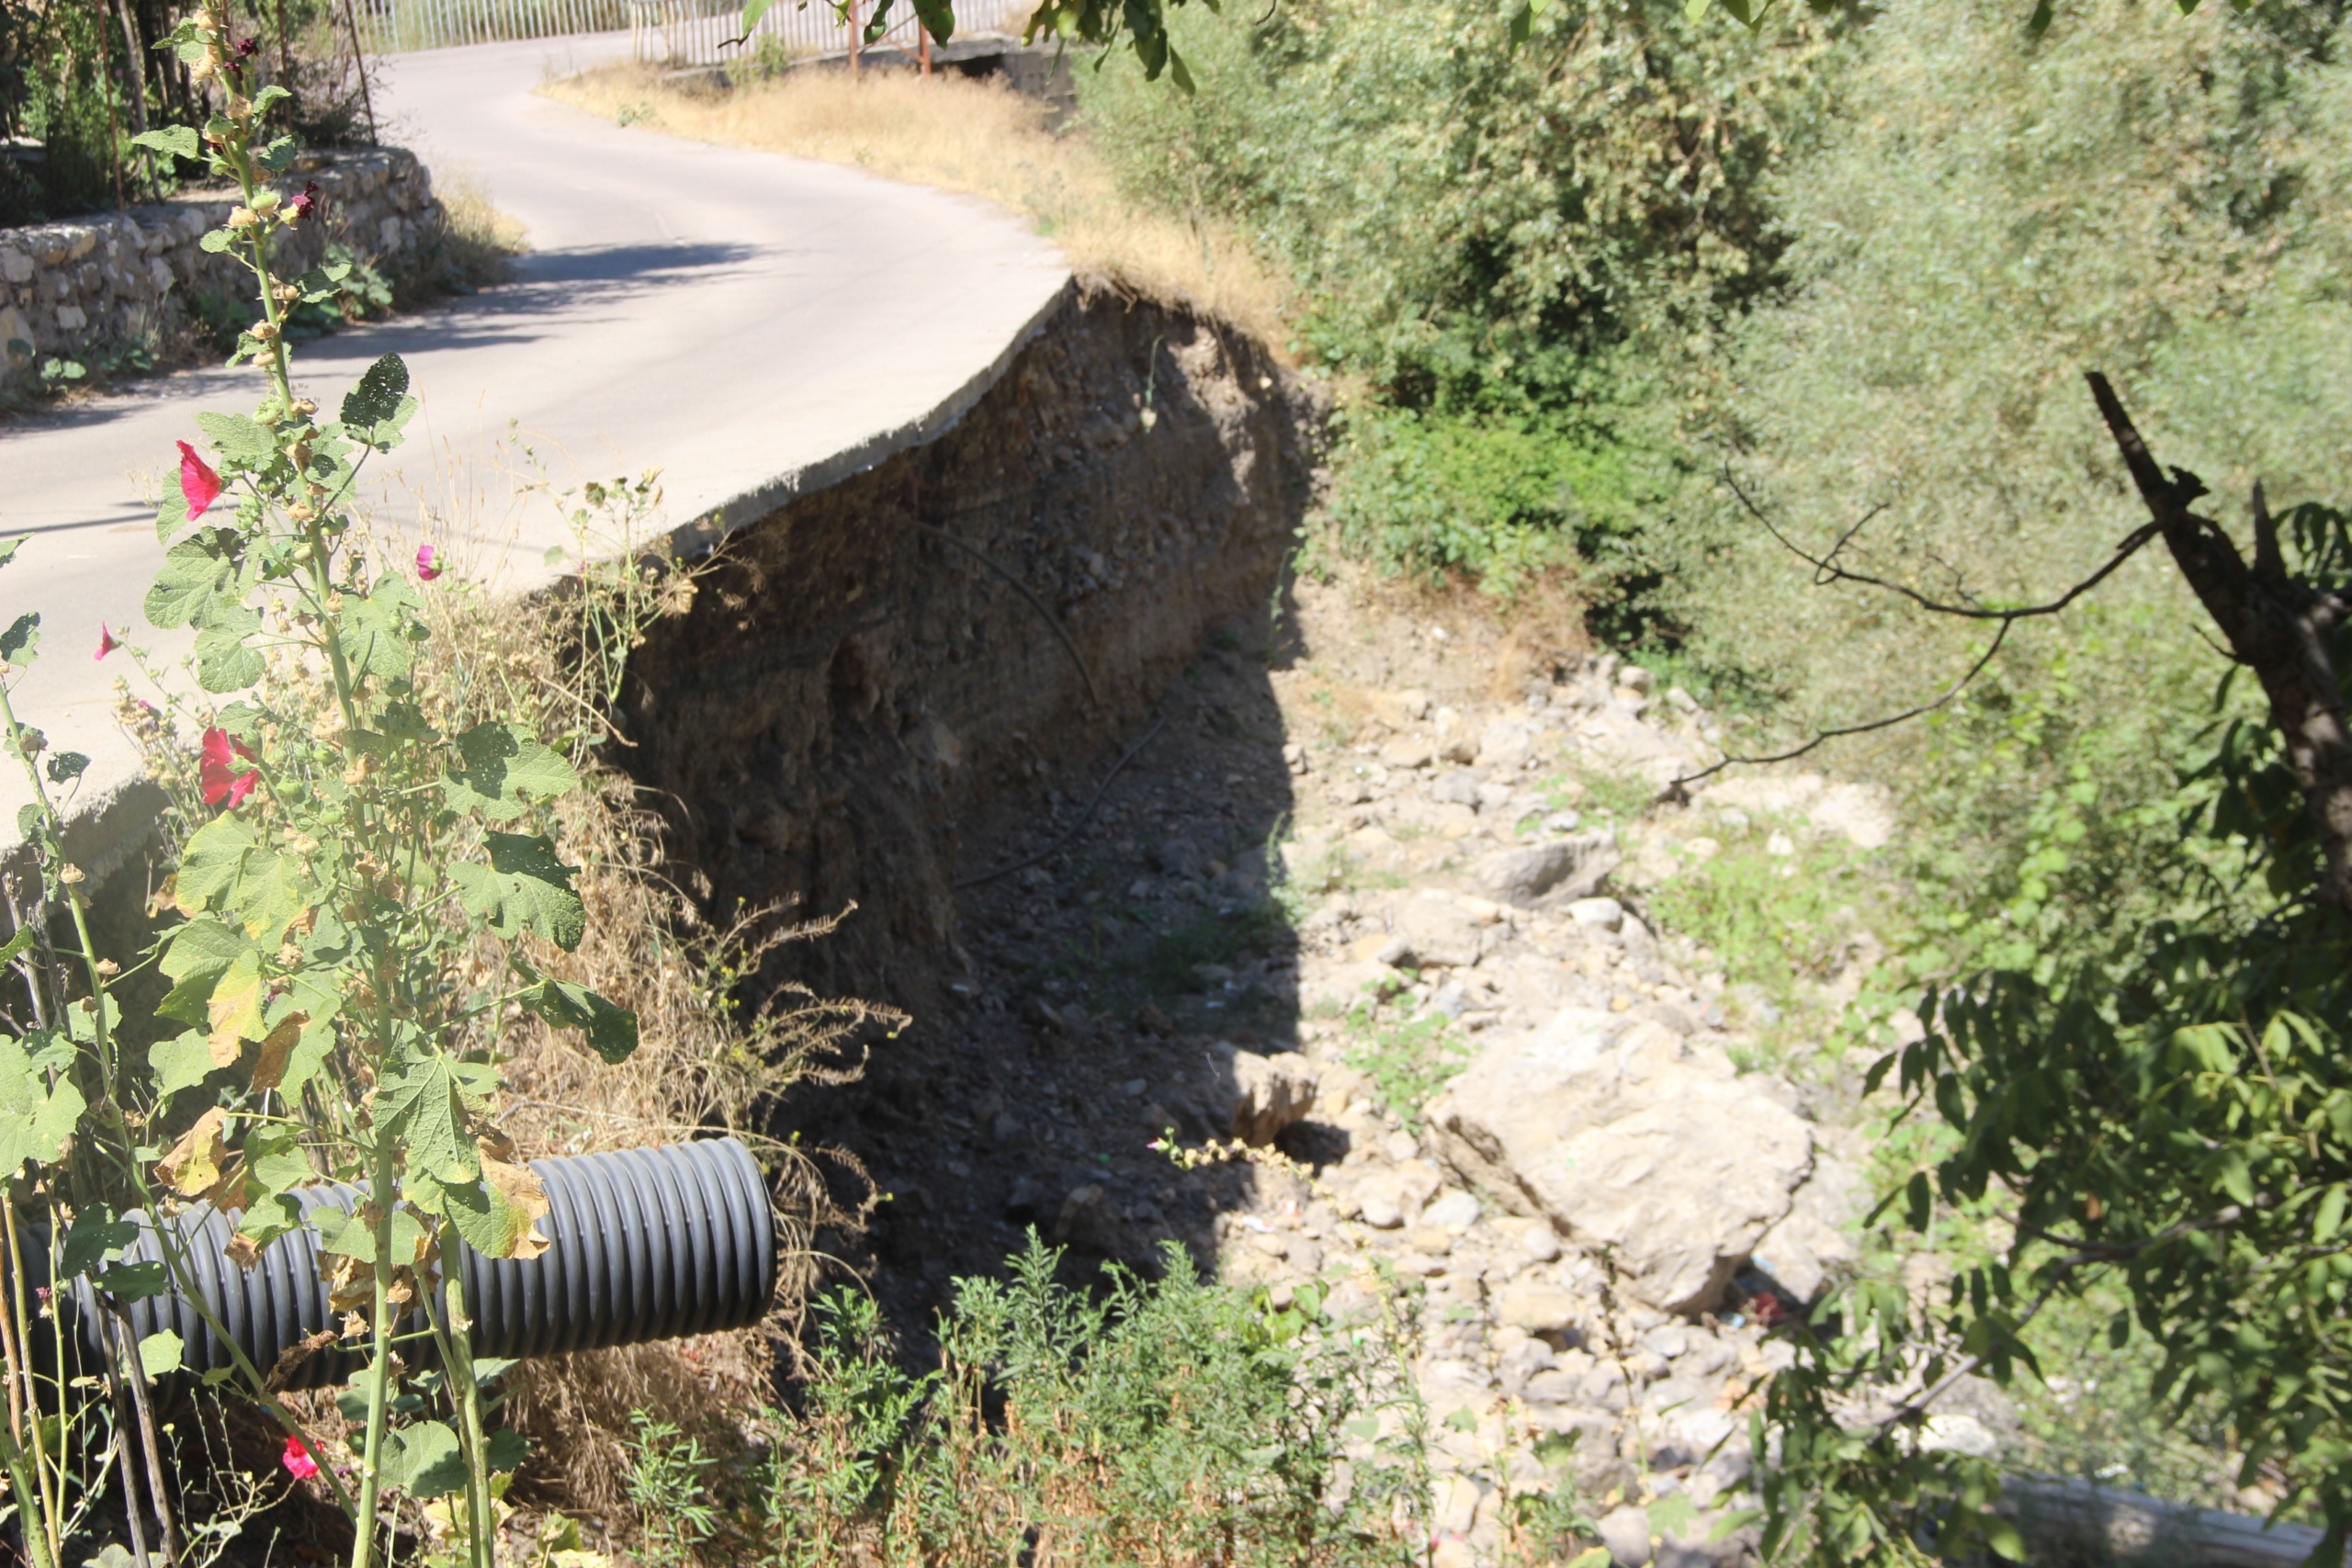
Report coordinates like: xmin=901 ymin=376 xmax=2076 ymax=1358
xmin=1721 ymin=466 xmax=2164 ymax=623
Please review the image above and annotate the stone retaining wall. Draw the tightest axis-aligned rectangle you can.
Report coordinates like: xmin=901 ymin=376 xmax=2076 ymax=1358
xmin=0 ymin=147 xmax=445 ymax=386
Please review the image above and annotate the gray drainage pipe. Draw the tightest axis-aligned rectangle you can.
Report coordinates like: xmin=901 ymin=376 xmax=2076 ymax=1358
xmin=80 ymin=1137 xmax=774 ymax=1390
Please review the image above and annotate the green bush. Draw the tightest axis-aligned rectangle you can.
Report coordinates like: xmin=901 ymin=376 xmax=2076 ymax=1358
xmin=633 ymin=1238 xmax=1482 ymax=1567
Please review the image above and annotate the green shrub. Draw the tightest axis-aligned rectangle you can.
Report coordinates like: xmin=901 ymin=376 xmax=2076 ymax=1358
xmin=632 ymin=1239 xmax=1464 ymax=1567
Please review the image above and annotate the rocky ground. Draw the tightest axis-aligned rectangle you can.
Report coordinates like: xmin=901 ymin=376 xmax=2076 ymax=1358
xmin=807 ymin=575 xmax=1934 ymax=1567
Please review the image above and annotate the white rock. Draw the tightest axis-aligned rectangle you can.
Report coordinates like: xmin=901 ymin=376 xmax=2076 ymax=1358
xmin=1596 ymin=1505 xmax=1653 ymax=1566
xmin=1394 ymin=891 xmax=1485 ymax=969
xmin=1495 ymin=1282 xmax=1578 ymax=1334
xmin=1476 ymin=834 xmax=1621 ymax=907
xmin=1566 ymin=897 xmax=1624 ymax=931
xmin=1421 ymin=1189 xmax=1481 ymax=1229
xmin=1217 ymin=1047 xmax=1317 ymax=1145
xmin=1428 ymin=1009 xmax=1815 ymax=1314
xmin=1478 ymin=719 xmax=1535 ymax=772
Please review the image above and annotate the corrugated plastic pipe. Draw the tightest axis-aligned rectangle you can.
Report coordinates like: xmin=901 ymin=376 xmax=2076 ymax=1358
xmin=74 ymin=1136 xmax=774 ymax=1390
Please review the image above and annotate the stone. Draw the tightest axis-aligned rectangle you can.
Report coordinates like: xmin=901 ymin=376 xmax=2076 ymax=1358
xmin=1495 ymin=1282 xmax=1578 ymax=1335
xmin=1617 ymin=664 xmax=1657 ymax=696
xmin=1357 ymin=1187 xmax=1406 ymax=1229
xmin=1428 ymin=1007 xmax=1815 ymax=1314
xmin=1478 ymin=719 xmax=1535 ymax=771
xmin=1421 ymin=1189 xmax=1481 ymax=1229
xmin=1151 ymin=837 xmax=1204 ymax=880
xmin=1476 ymin=833 xmax=1622 ymax=907
xmin=52 ymin=303 xmax=86 ymax=333
xmin=1394 ymin=891 xmax=1484 ymax=968
xmin=1054 ymin=1184 xmax=1121 ymax=1251
xmin=1430 ymin=771 xmax=1481 ymax=807
xmin=1520 ymin=1222 xmax=1563 ymax=1263
xmin=1379 ymin=736 xmax=1434 ymax=770
xmin=1597 ymin=1505 xmax=1653 ymax=1566
xmin=1567 ymin=897 xmax=1624 ymax=931
xmin=1751 ymin=1153 xmax=1865 ymax=1302
xmin=1475 ymin=782 xmax=1516 ymax=815
xmin=1216 ymin=1047 xmax=1317 ymax=1145
xmin=0 ymin=249 xmax=28 ymax=284
xmin=0 ymin=307 xmax=29 ymax=361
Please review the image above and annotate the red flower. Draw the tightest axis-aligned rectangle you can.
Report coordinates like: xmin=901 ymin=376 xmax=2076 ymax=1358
xmin=414 ymin=544 xmax=442 ymax=581
xmin=177 ymin=441 xmax=221 ymax=522
xmin=94 ymin=625 xmax=119 ymax=660
xmin=289 ymin=181 xmax=321 ymax=223
xmin=281 ymin=1434 xmax=319 ymax=1481
xmin=199 ymin=728 xmax=258 ymax=808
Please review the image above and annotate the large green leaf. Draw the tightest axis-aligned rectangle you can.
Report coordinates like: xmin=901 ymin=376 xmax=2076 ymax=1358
xmin=445 ymin=724 xmax=578 ymax=821
xmin=144 ymin=533 xmax=241 ymax=631
xmin=195 ymin=411 xmax=275 ymax=468
xmin=521 ymin=978 xmax=639 ymax=1064
xmin=450 ymin=833 xmax=585 ymax=950
xmin=375 ymin=1049 xmax=496 ymax=1185
xmin=0 ymin=1036 xmax=84 ymax=1175
xmin=337 ymin=578 xmax=424 ymax=680
xmin=381 ymin=1419 xmax=467 ymax=1498
xmin=340 ymin=354 xmax=415 ymax=450
xmin=157 ymin=918 xmax=258 ymax=1024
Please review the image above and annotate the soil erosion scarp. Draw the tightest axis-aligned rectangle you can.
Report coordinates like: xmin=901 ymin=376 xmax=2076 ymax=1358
xmin=620 ymin=285 xmax=1319 ymax=1030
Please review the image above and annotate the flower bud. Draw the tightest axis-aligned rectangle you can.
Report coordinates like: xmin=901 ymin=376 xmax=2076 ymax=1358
xmin=189 ymin=56 xmax=216 ymax=83
xmin=227 ymin=207 xmax=260 ymax=230
xmin=250 ymin=319 xmax=279 ymax=342
xmin=249 ymin=186 xmax=281 ymax=215
xmin=292 ymin=399 xmax=317 ymax=415
xmin=227 ymin=93 xmax=252 ymax=119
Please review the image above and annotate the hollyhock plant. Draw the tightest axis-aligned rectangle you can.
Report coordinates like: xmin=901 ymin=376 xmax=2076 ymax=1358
xmin=281 ymin=1435 xmax=320 ymax=1480
xmin=177 ymin=441 xmax=222 ymax=521
xmin=290 ymin=180 xmax=321 ymax=223
xmin=199 ymin=727 xmax=259 ymax=808
xmin=415 ymin=544 xmax=443 ymax=581
xmin=94 ymin=625 xmax=119 ymax=660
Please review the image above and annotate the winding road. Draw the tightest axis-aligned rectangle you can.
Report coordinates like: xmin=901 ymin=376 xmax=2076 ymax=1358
xmin=0 ymin=32 xmax=1070 ymax=861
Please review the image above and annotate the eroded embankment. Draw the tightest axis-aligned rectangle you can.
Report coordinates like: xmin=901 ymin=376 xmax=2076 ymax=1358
xmin=617 ymin=286 xmax=1320 ymax=1020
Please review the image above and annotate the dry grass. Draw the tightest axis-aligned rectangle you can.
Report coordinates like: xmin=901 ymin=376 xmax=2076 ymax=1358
xmin=409 ymin=536 xmax=901 ymax=1522
xmin=426 ymin=169 xmax=529 ymax=295
xmin=538 ymin=63 xmax=1292 ymax=346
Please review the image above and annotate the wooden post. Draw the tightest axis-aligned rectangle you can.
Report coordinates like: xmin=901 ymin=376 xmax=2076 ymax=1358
xmin=345 ymin=0 xmax=379 ymax=143
xmin=919 ymin=9 xmax=930 ymax=74
xmin=846 ymin=0 xmax=858 ymax=78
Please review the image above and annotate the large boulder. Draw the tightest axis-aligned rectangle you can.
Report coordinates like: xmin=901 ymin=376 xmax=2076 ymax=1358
xmin=1476 ymin=832 xmax=1622 ymax=907
xmin=1428 ymin=1009 xmax=1815 ymax=1314
xmin=1391 ymin=891 xmax=1486 ymax=969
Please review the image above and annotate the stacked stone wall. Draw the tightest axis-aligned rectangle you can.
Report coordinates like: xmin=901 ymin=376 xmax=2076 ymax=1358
xmin=0 ymin=147 xmax=445 ymax=386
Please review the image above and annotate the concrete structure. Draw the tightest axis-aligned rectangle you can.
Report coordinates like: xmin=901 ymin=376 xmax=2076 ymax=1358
xmin=0 ymin=29 xmax=1070 ymax=868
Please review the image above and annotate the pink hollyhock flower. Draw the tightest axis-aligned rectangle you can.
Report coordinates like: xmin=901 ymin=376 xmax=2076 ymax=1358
xmin=281 ymin=1435 xmax=319 ymax=1481
xmin=415 ymin=544 xmax=443 ymax=581
xmin=94 ymin=625 xmax=119 ymax=660
xmin=199 ymin=728 xmax=259 ymax=808
xmin=289 ymin=181 xmax=321 ymax=223
xmin=177 ymin=441 xmax=221 ymax=522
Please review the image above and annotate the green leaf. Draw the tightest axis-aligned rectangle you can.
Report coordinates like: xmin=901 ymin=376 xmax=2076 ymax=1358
xmin=138 ymin=1330 xmax=184 ymax=1379
xmin=445 ymin=724 xmax=578 ymax=821
xmin=159 ymin=918 xmax=258 ymax=1020
xmin=0 ymin=536 xmax=21 ymax=570
xmin=451 ymin=833 xmax=586 ymax=950
xmin=337 ymin=578 xmax=424 ymax=681
xmin=1982 ymin=1515 xmax=2025 ymax=1560
xmin=60 ymin=1206 xmax=138 ymax=1279
xmin=96 ymin=1260 xmax=168 ymax=1302
xmin=340 ymin=354 xmax=416 ymax=448
xmin=0 ymin=1034 xmax=83 ymax=1176
xmin=149 ymin=1030 xmax=222 ymax=1103
xmin=0 ymin=613 xmax=38 ymax=664
xmin=44 ymin=751 xmax=88 ymax=784
xmin=1648 ymin=1491 xmax=1696 ymax=1540
xmin=520 ymin=978 xmax=639 ymax=1064
xmin=2314 ymin=1186 xmax=2346 ymax=1246
xmin=195 ymin=626 xmax=265 ymax=693
xmin=196 ymin=411 xmax=275 ymax=468
xmin=198 ymin=228 xmax=233 ymax=254
xmin=130 ymin=126 xmax=201 ymax=160
xmin=375 ymin=1050 xmax=494 ymax=1184
xmin=1566 ymin=1552 xmax=1613 ymax=1568
xmin=144 ymin=533 xmax=240 ymax=631
xmin=486 ymin=1428 xmax=529 ymax=1472
xmin=382 ymin=1419 xmax=468 ymax=1498
xmin=426 ymin=1158 xmax=548 ymax=1260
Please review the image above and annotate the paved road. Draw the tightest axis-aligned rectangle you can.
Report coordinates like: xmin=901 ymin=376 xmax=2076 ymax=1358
xmin=0 ymin=33 xmax=1069 ymax=864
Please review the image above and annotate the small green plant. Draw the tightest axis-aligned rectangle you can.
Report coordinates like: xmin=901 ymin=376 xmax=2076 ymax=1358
xmin=1344 ymin=1010 xmax=1469 ymax=1133
xmin=627 ymin=1414 xmax=722 ymax=1568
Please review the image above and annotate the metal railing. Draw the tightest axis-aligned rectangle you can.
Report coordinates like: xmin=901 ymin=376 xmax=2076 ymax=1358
xmin=356 ymin=0 xmax=1033 ymax=63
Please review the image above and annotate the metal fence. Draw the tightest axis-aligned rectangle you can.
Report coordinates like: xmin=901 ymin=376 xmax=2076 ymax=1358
xmin=356 ymin=0 xmax=1032 ymax=63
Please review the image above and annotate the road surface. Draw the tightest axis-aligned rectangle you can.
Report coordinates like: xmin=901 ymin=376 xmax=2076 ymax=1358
xmin=0 ymin=32 xmax=1069 ymax=867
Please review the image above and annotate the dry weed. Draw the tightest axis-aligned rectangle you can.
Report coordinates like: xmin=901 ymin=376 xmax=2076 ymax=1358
xmin=408 ymin=547 xmax=902 ymax=1523
xmin=537 ymin=64 xmax=1292 ymax=345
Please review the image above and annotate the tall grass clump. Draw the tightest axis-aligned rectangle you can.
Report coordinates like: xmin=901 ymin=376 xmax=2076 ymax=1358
xmin=537 ymin=65 xmax=1289 ymax=344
